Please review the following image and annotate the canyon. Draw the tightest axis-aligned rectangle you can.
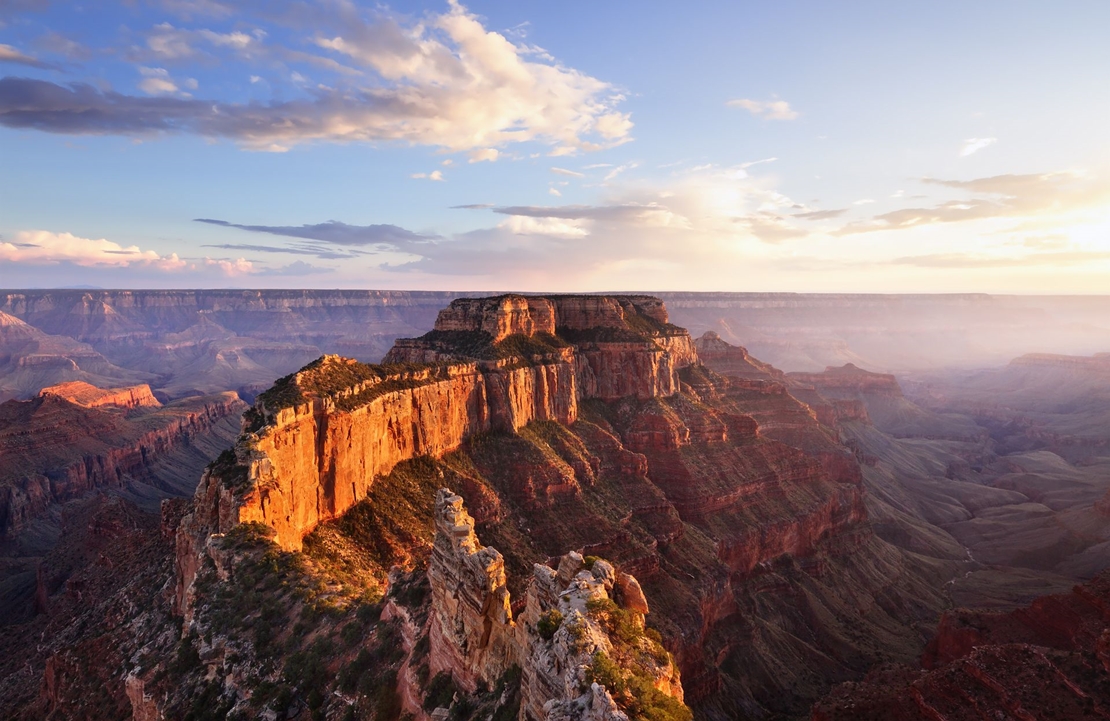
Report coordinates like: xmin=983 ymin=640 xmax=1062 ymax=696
xmin=2 ymin=291 xmax=1110 ymax=720
xmin=4 ymin=291 xmax=1110 ymax=408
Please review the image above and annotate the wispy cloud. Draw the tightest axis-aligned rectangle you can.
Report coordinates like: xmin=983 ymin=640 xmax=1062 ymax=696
xmin=411 ymin=170 xmax=445 ymax=181
xmin=551 ymin=167 xmax=584 ymax=177
xmin=727 ymin=97 xmax=798 ymax=120
xmin=960 ymin=137 xmax=997 ymax=157
xmin=891 ymin=250 xmax=1110 ymax=268
xmin=468 ymin=148 xmax=498 ymax=163
xmin=194 ymin=218 xmax=433 ymax=252
xmin=0 ymin=42 xmax=57 ymax=69
xmin=836 ymin=172 xmax=1110 ymax=234
xmin=792 ymin=208 xmax=846 ymax=221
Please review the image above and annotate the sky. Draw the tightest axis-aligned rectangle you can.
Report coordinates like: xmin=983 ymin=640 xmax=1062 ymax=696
xmin=1 ymin=0 xmax=1108 ymax=292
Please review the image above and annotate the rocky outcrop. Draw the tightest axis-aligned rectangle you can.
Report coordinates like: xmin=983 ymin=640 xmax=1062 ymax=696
xmin=425 ymin=489 xmax=687 ymax=721
xmin=787 ymin=363 xmax=903 ymax=397
xmin=38 ymin=381 xmax=160 ymax=410
xmin=427 ymin=489 xmax=516 ymax=694
xmin=385 ymin=294 xmax=697 ymax=401
xmin=694 ymin=331 xmax=784 ymax=381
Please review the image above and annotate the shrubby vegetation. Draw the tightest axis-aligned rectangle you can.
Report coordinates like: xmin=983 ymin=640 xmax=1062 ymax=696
xmin=584 ymin=597 xmax=691 ymax=721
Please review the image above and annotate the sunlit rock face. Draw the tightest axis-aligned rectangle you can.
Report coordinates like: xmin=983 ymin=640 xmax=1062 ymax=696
xmin=182 ymin=295 xmax=697 ymax=554
xmin=427 ymin=489 xmax=516 ymax=694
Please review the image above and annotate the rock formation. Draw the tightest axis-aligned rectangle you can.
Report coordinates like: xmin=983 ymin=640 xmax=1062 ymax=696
xmin=425 ymin=488 xmax=687 ymax=721
xmin=427 ymin=489 xmax=516 ymax=694
xmin=38 ymin=381 xmax=161 ymax=410
xmin=0 ymin=388 xmax=244 ymax=538
xmin=179 ymin=295 xmax=696 ymax=557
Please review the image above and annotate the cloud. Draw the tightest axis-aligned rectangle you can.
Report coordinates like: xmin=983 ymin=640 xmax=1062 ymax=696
xmin=194 ymin=218 xmax=432 ymax=251
xmin=0 ymin=230 xmax=186 ymax=269
xmin=34 ymin=32 xmax=91 ymax=61
xmin=0 ymin=43 xmax=57 ymax=69
xmin=492 ymin=203 xmax=686 ymax=227
xmin=603 ymin=162 xmax=638 ymax=182
xmin=257 ymin=260 xmax=330 ymax=276
xmin=468 ymin=148 xmax=498 ymax=163
xmin=140 ymin=22 xmax=263 ymax=62
xmin=138 ymin=66 xmax=188 ymax=95
xmin=837 ymin=172 xmax=1110 ymax=234
xmin=852 ymin=198 xmax=875 ymax=205
xmin=792 ymin=208 xmax=846 ymax=220
xmin=203 ymin=257 xmax=254 ymax=275
xmin=743 ymin=214 xmax=808 ymax=243
xmin=550 ymin=167 xmax=584 ymax=177
xmin=201 ymin=243 xmax=365 ymax=260
xmin=411 ymin=170 xmax=445 ymax=181
xmin=6 ymin=2 xmax=629 ymax=152
xmin=450 ymin=203 xmax=494 ymax=209
xmin=727 ymin=97 xmax=798 ymax=120
xmin=960 ymin=137 xmax=997 ymax=157
xmin=891 ymin=250 xmax=1110 ymax=268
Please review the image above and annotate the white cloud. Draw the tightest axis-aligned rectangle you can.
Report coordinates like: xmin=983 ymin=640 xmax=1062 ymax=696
xmin=411 ymin=170 xmax=445 ymax=181
xmin=138 ymin=67 xmax=183 ymax=96
xmin=853 ymin=198 xmax=876 ymax=205
xmin=960 ymin=137 xmax=997 ymax=157
xmin=551 ymin=167 xmax=584 ymax=177
xmin=497 ymin=215 xmax=589 ymax=237
xmin=203 ymin=257 xmax=254 ymax=275
xmin=548 ymin=187 xmax=562 ymax=197
xmin=604 ymin=162 xmax=638 ymax=182
xmin=0 ymin=230 xmax=187 ymax=270
xmin=468 ymin=148 xmax=499 ymax=163
xmin=727 ymin=97 xmax=799 ymax=120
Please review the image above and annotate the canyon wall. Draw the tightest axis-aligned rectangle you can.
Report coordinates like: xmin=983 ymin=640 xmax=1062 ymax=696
xmin=183 ymin=295 xmax=696 ymax=557
xmin=0 ymin=390 xmax=245 ymax=538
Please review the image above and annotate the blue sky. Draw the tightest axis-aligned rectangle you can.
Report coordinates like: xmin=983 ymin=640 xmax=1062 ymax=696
xmin=1 ymin=0 xmax=1108 ymax=291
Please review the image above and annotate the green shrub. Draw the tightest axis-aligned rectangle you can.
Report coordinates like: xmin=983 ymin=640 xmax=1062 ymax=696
xmin=537 ymin=609 xmax=564 ymax=641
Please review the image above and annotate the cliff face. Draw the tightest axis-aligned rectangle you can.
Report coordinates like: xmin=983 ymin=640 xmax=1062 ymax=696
xmin=185 ymin=295 xmax=695 ymax=555
xmin=427 ymin=490 xmax=516 ymax=694
xmin=0 ymin=389 xmax=244 ymax=538
xmin=38 ymin=381 xmax=161 ymax=410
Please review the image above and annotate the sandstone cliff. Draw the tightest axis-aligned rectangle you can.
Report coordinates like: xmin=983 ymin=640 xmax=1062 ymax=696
xmin=180 ymin=295 xmax=695 ymax=558
xmin=38 ymin=381 xmax=161 ymax=410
